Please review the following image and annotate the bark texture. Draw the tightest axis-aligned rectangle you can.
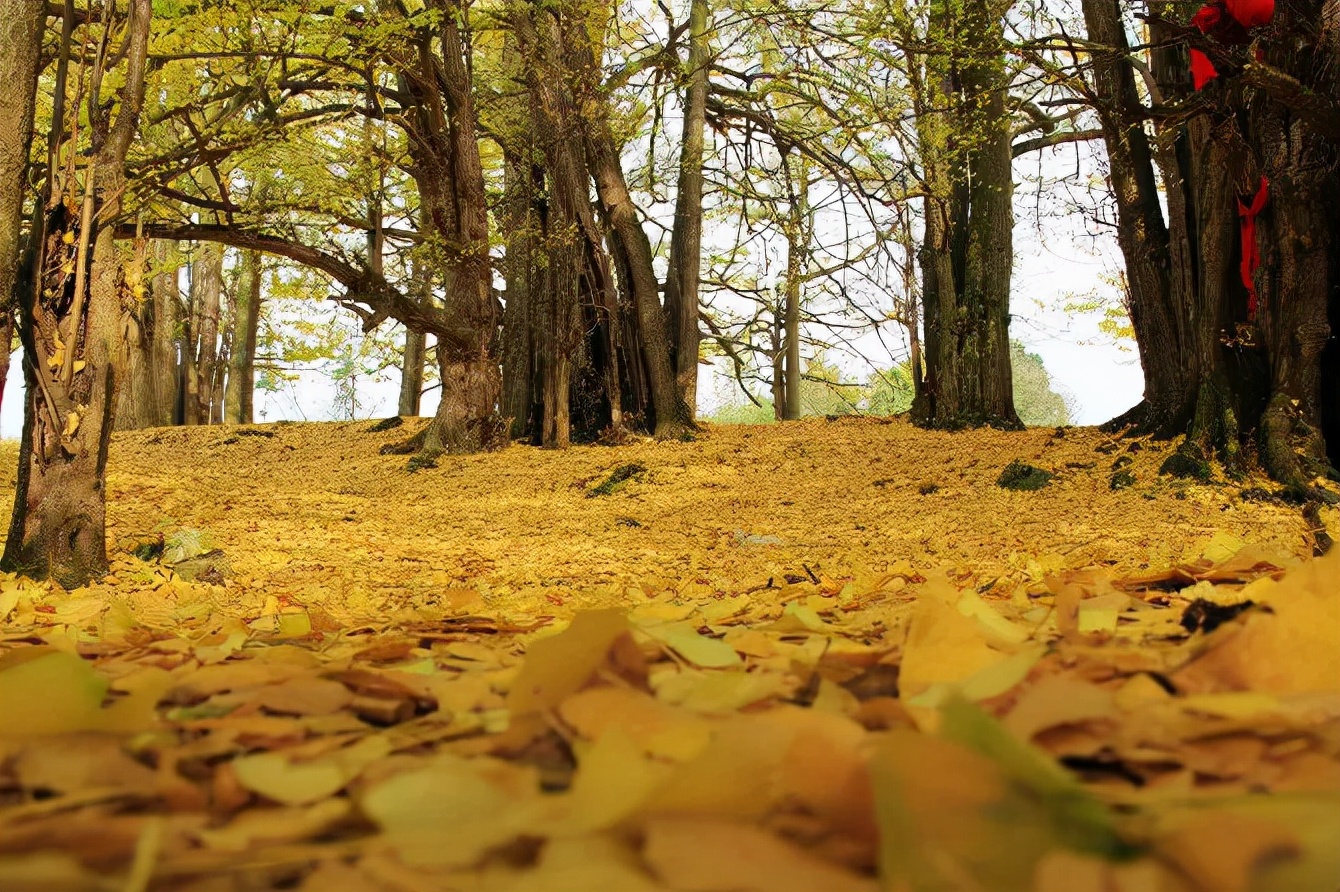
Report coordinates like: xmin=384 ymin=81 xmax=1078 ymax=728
xmin=388 ymin=0 xmax=505 ymax=458
xmin=0 ymin=0 xmax=45 ymax=422
xmin=663 ymin=0 xmax=709 ymax=417
xmin=224 ymin=249 xmax=261 ymax=424
xmin=1085 ymin=0 xmax=1339 ymax=485
xmin=910 ymin=0 xmax=1020 ymax=430
xmin=4 ymin=0 xmax=153 ymax=587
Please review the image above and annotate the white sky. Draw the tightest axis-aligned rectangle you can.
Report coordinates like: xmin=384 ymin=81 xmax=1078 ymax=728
xmin=0 ymin=249 xmax=1143 ymax=439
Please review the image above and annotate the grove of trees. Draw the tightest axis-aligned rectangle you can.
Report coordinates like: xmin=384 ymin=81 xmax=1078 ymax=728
xmin=0 ymin=0 xmax=1336 ymax=585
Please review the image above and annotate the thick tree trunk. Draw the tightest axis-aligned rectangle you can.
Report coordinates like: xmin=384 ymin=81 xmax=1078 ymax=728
xmin=224 ymin=249 xmax=261 ymax=424
xmin=0 ymin=0 xmax=45 ymax=422
xmin=500 ymin=145 xmax=537 ymax=440
xmin=117 ymin=239 xmax=184 ymax=429
xmin=188 ymin=244 xmax=223 ymax=424
xmin=503 ymin=2 xmax=634 ymax=446
xmin=4 ymin=0 xmax=152 ymax=587
xmin=556 ymin=6 xmax=694 ymax=440
xmin=1086 ymin=0 xmax=1337 ymax=487
xmin=115 ymin=237 xmax=156 ymax=430
xmin=663 ymin=0 xmax=709 ymax=418
xmin=151 ymin=241 xmax=182 ymax=424
xmin=379 ymin=3 xmax=504 ymax=459
xmin=391 ymin=1 xmax=504 ymax=458
xmin=585 ymin=129 xmax=694 ymax=439
xmin=1083 ymin=0 xmax=1199 ymax=436
xmin=910 ymin=1 xmax=1020 ymax=430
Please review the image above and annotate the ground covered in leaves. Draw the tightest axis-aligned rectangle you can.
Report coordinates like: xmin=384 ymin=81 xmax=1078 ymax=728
xmin=0 ymin=418 xmax=1337 ymax=891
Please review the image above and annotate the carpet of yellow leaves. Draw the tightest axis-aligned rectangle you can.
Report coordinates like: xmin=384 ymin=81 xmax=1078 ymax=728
xmin=0 ymin=419 xmax=1336 ymax=891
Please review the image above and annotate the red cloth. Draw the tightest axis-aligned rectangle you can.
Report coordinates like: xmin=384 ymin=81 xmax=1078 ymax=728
xmin=1191 ymin=3 xmax=1224 ymax=31
xmin=1226 ymin=0 xmax=1274 ymax=28
xmin=1237 ymin=177 xmax=1269 ymax=319
xmin=1190 ymin=49 xmax=1220 ymax=89
xmin=1188 ymin=0 xmax=1274 ymax=89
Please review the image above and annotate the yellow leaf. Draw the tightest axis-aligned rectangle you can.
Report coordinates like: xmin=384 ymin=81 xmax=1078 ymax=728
xmin=0 ymin=649 xmax=108 ymax=737
xmin=360 ymin=753 xmax=542 ymax=868
xmin=641 ymin=621 xmax=742 ymax=668
xmin=195 ymin=798 xmax=352 ymax=853
xmin=233 ymin=735 xmax=391 ymax=806
xmin=899 ymin=597 xmax=1009 ymax=699
xmin=644 ymin=818 xmax=878 ymax=892
xmin=507 ymin=609 xmax=632 ymax=715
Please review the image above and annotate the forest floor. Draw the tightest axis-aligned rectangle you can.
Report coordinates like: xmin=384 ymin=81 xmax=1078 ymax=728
xmin=0 ymin=418 xmax=1337 ymax=891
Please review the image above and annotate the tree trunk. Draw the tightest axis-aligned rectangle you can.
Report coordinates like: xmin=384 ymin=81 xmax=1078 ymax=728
xmin=114 ymin=237 xmax=156 ymax=430
xmin=909 ymin=0 xmax=1020 ymax=430
xmin=151 ymin=241 xmax=182 ymax=425
xmin=4 ymin=0 xmax=152 ymax=587
xmin=503 ymin=1 xmax=633 ymax=446
xmin=224 ymin=249 xmax=261 ymax=424
xmin=663 ymin=0 xmax=709 ymax=418
xmin=399 ymin=327 xmax=426 ymax=417
xmin=1085 ymin=0 xmax=1338 ymax=486
xmin=390 ymin=0 xmax=504 ymax=458
xmin=0 ymin=0 xmax=45 ymax=422
xmin=189 ymin=243 xmax=223 ymax=424
xmin=780 ymin=153 xmax=809 ymax=421
xmin=555 ymin=5 xmax=694 ymax=440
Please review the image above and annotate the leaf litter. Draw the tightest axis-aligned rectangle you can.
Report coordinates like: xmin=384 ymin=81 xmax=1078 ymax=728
xmin=0 ymin=417 xmax=1337 ymax=891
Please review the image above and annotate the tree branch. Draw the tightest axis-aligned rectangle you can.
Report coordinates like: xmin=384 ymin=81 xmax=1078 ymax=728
xmin=1012 ymin=128 xmax=1104 ymax=157
xmin=116 ymin=222 xmax=470 ymax=347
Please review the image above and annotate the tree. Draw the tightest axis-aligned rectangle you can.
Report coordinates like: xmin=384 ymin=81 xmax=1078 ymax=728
xmin=663 ymin=0 xmax=710 ymax=416
xmin=4 ymin=0 xmax=154 ymax=586
xmin=865 ymin=363 xmax=915 ymax=416
xmin=116 ymin=240 xmax=183 ymax=429
xmin=224 ymin=250 xmax=263 ymax=424
xmin=1010 ymin=341 xmax=1073 ymax=427
xmin=0 ymin=0 xmax=45 ymax=417
xmin=387 ymin=0 xmax=505 ymax=458
xmin=1080 ymin=0 xmax=1338 ymax=486
xmin=904 ymin=0 xmax=1021 ymax=430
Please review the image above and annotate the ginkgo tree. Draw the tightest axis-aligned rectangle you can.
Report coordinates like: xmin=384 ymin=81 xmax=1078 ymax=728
xmin=3 ymin=0 xmax=154 ymax=586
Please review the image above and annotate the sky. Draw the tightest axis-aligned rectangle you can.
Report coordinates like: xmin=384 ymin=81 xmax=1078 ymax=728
xmin=0 ymin=248 xmax=1144 ymax=439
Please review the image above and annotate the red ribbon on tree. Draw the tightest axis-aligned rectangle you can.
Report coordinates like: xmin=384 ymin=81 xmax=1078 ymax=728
xmin=1190 ymin=49 xmax=1219 ymax=89
xmin=1187 ymin=0 xmax=1274 ymax=88
xmin=1237 ymin=176 xmax=1270 ymax=319
xmin=1225 ymin=0 xmax=1275 ymax=28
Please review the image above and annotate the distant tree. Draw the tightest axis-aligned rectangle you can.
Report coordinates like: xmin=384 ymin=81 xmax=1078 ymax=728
xmin=901 ymin=0 xmax=1020 ymax=430
xmin=706 ymin=399 xmax=777 ymax=426
xmin=798 ymin=354 xmax=862 ymax=418
xmin=1010 ymin=341 xmax=1073 ymax=427
xmin=864 ymin=364 xmax=916 ymax=416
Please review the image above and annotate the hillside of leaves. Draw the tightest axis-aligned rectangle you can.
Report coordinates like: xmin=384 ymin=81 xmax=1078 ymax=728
xmin=0 ymin=419 xmax=1337 ymax=891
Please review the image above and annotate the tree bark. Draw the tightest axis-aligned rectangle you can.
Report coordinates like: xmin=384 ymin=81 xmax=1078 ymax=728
xmin=185 ymin=243 xmax=223 ymax=424
xmin=4 ymin=0 xmax=152 ymax=587
xmin=388 ymin=0 xmax=505 ymax=458
xmin=504 ymin=0 xmax=635 ymax=446
xmin=1085 ymin=0 xmax=1338 ymax=485
xmin=0 ymin=0 xmax=45 ymax=423
xmin=663 ymin=0 xmax=709 ymax=418
xmin=555 ymin=3 xmax=694 ymax=439
xmin=224 ymin=249 xmax=261 ymax=424
xmin=909 ymin=0 xmax=1020 ymax=430
xmin=399 ymin=328 xmax=425 ymax=417
xmin=780 ymin=153 xmax=809 ymax=421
